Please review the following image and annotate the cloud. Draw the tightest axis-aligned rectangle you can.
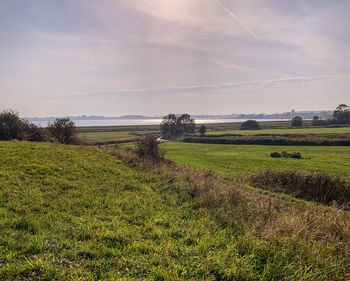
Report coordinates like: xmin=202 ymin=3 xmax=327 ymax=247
xmin=57 ymin=74 xmax=348 ymax=99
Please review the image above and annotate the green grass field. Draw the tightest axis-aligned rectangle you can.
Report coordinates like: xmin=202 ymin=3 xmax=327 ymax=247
xmin=164 ymin=142 xmax=350 ymax=178
xmin=204 ymin=127 xmax=350 ymax=135
xmin=0 ymin=141 xmax=245 ymax=280
xmin=79 ymin=131 xmax=138 ymax=143
xmin=1 ymin=141 xmax=349 ymax=280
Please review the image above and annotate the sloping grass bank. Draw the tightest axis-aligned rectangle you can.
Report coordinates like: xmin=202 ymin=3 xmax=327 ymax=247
xmin=109 ymin=147 xmax=350 ymax=280
xmin=0 ymin=141 xmax=349 ymax=280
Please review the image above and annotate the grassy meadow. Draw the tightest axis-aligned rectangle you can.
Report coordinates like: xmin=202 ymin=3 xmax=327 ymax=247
xmin=0 ymin=141 xmax=248 ymax=280
xmin=164 ymin=142 xmax=350 ymax=178
xmin=1 ymin=120 xmax=350 ymax=280
xmin=0 ymin=141 xmax=349 ymax=280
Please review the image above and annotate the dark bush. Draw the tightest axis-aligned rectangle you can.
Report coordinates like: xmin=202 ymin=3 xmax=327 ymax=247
xmin=291 ymin=152 xmax=302 ymax=159
xmin=291 ymin=116 xmax=303 ymax=126
xmin=270 ymin=151 xmax=302 ymax=158
xmin=250 ymin=168 xmax=350 ymax=206
xmin=240 ymin=120 xmax=260 ymax=130
xmin=270 ymin=152 xmax=281 ymax=158
xmin=311 ymin=116 xmax=328 ymax=126
xmin=0 ymin=110 xmax=47 ymax=142
xmin=0 ymin=110 xmax=26 ymax=140
xmin=199 ymin=125 xmax=207 ymax=136
xmin=24 ymin=122 xmax=47 ymax=142
xmin=136 ymin=135 xmax=165 ymax=161
xmin=48 ymin=118 xmax=80 ymax=144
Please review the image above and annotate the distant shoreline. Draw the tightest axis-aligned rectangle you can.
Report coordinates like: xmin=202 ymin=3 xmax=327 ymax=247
xmin=29 ymin=118 xmax=293 ymax=127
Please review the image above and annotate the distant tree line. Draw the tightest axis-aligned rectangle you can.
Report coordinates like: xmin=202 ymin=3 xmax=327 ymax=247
xmin=0 ymin=110 xmax=79 ymax=144
xmin=239 ymin=104 xmax=350 ymax=130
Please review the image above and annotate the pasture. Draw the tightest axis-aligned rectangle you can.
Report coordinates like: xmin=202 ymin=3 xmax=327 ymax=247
xmin=0 ymin=139 xmax=349 ymax=279
xmin=164 ymin=142 xmax=350 ymax=178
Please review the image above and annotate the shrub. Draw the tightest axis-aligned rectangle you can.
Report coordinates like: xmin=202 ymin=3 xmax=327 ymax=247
xmin=291 ymin=116 xmax=303 ymax=126
xmin=199 ymin=125 xmax=207 ymax=136
xmin=0 ymin=110 xmax=26 ymax=140
xmin=47 ymin=118 xmax=80 ymax=144
xmin=270 ymin=152 xmax=281 ymax=158
xmin=311 ymin=116 xmax=328 ymax=126
xmin=135 ymin=135 xmax=165 ymax=160
xmin=250 ymin=168 xmax=350 ymax=206
xmin=291 ymin=152 xmax=301 ymax=159
xmin=240 ymin=120 xmax=260 ymax=130
xmin=0 ymin=110 xmax=47 ymax=142
xmin=270 ymin=151 xmax=302 ymax=158
xmin=24 ymin=123 xmax=47 ymax=142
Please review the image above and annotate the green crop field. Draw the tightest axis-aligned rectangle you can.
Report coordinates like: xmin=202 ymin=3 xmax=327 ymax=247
xmin=164 ymin=142 xmax=350 ymax=178
xmin=204 ymin=127 xmax=350 ymax=135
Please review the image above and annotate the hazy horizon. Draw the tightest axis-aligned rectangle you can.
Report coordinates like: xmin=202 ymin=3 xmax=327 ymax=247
xmin=1 ymin=0 xmax=349 ymax=116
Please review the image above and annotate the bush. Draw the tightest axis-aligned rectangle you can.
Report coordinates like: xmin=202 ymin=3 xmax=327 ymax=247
xmin=199 ymin=125 xmax=207 ymax=136
xmin=270 ymin=152 xmax=281 ymax=158
xmin=25 ymin=123 xmax=47 ymax=142
xmin=0 ymin=110 xmax=26 ymax=140
xmin=291 ymin=116 xmax=303 ymax=126
xmin=240 ymin=120 xmax=260 ymax=130
xmin=291 ymin=152 xmax=301 ymax=159
xmin=48 ymin=118 xmax=80 ymax=144
xmin=250 ymin=168 xmax=350 ymax=206
xmin=270 ymin=151 xmax=302 ymax=158
xmin=135 ymin=135 xmax=165 ymax=160
xmin=0 ymin=110 xmax=47 ymax=142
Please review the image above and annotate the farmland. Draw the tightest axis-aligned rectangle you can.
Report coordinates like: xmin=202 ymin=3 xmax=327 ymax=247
xmin=164 ymin=142 xmax=350 ymax=178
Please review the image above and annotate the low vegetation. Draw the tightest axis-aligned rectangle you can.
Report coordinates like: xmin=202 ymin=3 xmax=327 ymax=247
xmin=109 ymin=146 xmax=350 ymax=280
xmin=270 ymin=151 xmax=302 ymax=158
xmin=48 ymin=118 xmax=80 ymax=144
xmin=135 ymin=134 xmax=165 ymax=160
xmin=0 ymin=110 xmax=46 ymax=142
xmin=291 ymin=116 xmax=303 ymax=126
xmin=183 ymin=133 xmax=350 ymax=146
xmin=250 ymin=168 xmax=350 ymax=207
xmin=199 ymin=124 xmax=207 ymax=136
xmin=240 ymin=119 xmax=260 ymax=130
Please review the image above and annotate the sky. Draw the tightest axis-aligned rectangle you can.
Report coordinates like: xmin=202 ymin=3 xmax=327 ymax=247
xmin=0 ymin=0 xmax=350 ymax=117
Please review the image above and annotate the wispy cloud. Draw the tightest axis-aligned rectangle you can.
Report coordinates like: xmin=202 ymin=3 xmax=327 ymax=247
xmin=58 ymin=74 xmax=347 ymax=99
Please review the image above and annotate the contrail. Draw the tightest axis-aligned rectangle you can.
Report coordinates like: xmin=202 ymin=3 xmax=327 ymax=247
xmin=215 ymin=0 xmax=258 ymax=39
